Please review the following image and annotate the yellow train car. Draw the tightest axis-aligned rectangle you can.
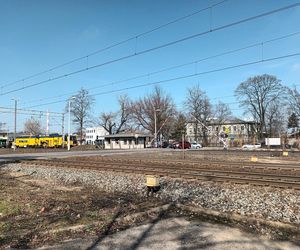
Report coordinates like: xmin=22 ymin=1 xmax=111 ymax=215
xmin=15 ymin=134 xmax=77 ymax=148
xmin=39 ymin=135 xmax=62 ymax=148
xmin=15 ymin=136 xmax=39 ymax=148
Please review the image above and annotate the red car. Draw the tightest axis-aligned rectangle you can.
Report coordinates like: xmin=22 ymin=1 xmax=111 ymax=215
xmin=173 ymin=141 xmax=191 ymax=149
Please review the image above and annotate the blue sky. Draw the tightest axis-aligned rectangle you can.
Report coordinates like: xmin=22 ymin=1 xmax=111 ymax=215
xmin=0 ymin=0 xmax=300 ymax=132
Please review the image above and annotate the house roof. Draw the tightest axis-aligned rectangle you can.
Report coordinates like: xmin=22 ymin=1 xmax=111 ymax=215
xmin=104 ymin=132 xmax=153 ymax=139
xmin=188 ymin=117 xmax=257 ymax=125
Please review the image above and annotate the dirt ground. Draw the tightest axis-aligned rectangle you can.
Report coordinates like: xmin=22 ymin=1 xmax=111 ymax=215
xmin=0 ymin=171 xmax=165 ymax=249
xmin=1 ymin=167 xmax=300 ymax=249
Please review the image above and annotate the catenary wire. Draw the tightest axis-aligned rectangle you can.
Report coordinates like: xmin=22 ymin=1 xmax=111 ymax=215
xmin=1 ymin=2 xmax=300 ymax=96
xmin=19 ymin=30 xmax=300 ymax=106
xmin=0 ymin=0 xmax=228 ymax=89
xmin=24 ymin=51 xmax=300 ymax=109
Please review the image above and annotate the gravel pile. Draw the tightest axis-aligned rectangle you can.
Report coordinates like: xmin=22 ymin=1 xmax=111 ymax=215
xmin=3 ymin=163 xmax=300 ymax=224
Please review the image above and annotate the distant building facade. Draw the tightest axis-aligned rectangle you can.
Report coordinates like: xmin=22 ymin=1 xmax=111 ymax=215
xmin=85 ymin=127 xmax=109 ymax=145
xmin=104 ymin=133 xmax=152 ymax=149
xmin=186 ymin=118 xmax=258 ymax=146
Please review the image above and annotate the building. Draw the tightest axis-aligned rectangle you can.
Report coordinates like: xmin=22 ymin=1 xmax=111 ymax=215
xmin=85 ymin=127 xmax=109 ymax=145
xmin=186 ymin=118 xmax=258 ymax=146
xmin=104 ymin=133 xmax=152 ymax=149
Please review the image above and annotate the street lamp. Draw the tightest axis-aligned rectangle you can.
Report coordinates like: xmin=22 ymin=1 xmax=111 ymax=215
xmin=68 ymin=97 xmax=76 ymax=151
xmin=154 ymin=108 xmax=161 ymax=148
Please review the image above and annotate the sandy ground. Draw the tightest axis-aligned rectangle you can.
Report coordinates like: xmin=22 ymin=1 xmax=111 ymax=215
xmin=39 ymin=217 xmax=300 ymax=250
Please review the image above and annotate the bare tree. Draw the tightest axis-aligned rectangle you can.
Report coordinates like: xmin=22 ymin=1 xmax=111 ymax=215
xmin=131 ymin=86 xmax=176 ymax=138
xmin=266 ymin=100 xmax=285 ymax=137
xmin=115 ymin=94 xmax=132 ymax=134
xmin=69 ymin=88 xmax=95 ymax=143
xmin=99 ymin=112 xmax=116 ymax=134
xmin=235 ymin=74 xmax=285 ymax=139
xmin=214 ymin=102 xmax=232 ymax=130
xmin=24 ymin=117 xmax=43 ymax=135
xmin=98 ymin=94 xmax=132 ymax=134
xmin=184 ymin=85 xmax=212 ymax=145
xmin=287 ymin=87 xmax=300 ymax=118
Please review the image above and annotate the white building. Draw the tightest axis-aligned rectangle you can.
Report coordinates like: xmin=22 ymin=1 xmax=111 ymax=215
xmin=186 ymin=118 xmax=258 ymax=146
xmin=85 ymin=127 xmax=109 ymax=145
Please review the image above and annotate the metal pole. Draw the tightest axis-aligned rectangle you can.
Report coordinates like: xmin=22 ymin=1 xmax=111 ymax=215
xmin=46 ymin=110 xmax=49 ymax=135
xmin=154 ymin=109 xmax=157 ymax=148
xmin=62 ymin=113 xmax=65 ymax=148
xmin=14 ymin=99 xmax=17 ymax=151
xmin=182 ymin=133 xmax=185 ymax=159
xmin=68 ymin=100 xmax=71 ymax=151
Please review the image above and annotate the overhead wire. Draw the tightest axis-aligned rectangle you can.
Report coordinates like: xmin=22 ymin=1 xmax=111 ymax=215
xmin=0 ymin=0 xmax=228 ymax=90
xmin=19 ymin=30 xmax=300 ymax=106
xmin=24 ymin=51 xmax=300 ymax=109
xmin=1 ymin=2 xmax=300 ymax=96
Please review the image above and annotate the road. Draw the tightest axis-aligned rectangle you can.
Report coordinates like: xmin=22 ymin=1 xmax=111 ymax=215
xmin=0 ymin=149 xmax=154 ymax=163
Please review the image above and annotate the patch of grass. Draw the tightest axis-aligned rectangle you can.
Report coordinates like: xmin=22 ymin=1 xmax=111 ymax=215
xmin=0 ymin=200 xmax=21 ymax=216
xmin=0 ymin=222 xmax=12 ymax=233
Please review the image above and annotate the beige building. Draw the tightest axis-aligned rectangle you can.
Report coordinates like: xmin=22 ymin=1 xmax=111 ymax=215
xmin=104 ymin=133 xmax=152 ymax=149
xmin=186 ymin=118 xmax=258 ymax=146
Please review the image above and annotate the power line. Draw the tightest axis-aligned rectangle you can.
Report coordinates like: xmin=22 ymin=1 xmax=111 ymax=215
xmin=2 ymin=2 xmax=300 ymax=96
xmin=24 ymin=51 xmax=300 ymax=109
xmin=0 ymin=106 xmax=63 ymax=115
xmin=0 ymin=0 xmax=228 ymax=90
xmin=19 ymin=30 xmax=300 ymax=106
xmin=0 ymin=110 xmax=62 ymax=118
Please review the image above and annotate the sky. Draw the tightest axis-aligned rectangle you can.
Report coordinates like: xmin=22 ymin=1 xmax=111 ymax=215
xmin=0 ymin=0 xmax=300 ymax=133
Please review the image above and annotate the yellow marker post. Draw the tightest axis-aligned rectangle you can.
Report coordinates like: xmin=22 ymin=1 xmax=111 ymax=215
xmin=146 ymin=175 xmax=160 ymax=187
xmin=251 ymin=156 xmax=258 ymax=162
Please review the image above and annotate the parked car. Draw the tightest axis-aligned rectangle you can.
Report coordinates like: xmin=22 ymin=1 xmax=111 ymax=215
xmin=242 ymin=144 xmax=261 ymax=149
xmin=191 ymin=142 xmax=202 ymax=149
xmin=173 ymin=141 xmax=191 ymax=149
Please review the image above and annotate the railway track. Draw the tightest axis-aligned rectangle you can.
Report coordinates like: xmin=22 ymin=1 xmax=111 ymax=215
xmin=71 ymin=156 xmax=300 ymax=174
xmin=21 ymin=157 xmax=300 ymax=189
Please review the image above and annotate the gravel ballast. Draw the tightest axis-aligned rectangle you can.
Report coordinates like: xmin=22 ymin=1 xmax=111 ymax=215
xmin=3 ymin=163 xmax=300 ymax=225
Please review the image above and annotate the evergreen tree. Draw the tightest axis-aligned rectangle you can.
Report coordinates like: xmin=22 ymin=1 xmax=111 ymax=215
xmin=171 ymin=113 xmax=187 ymax=141
xmin=287 ymin=113 xmax=299 ymax=128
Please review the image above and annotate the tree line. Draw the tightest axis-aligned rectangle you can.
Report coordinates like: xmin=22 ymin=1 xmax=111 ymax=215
xmin=24 ymin=74 xmax=300 ymax=144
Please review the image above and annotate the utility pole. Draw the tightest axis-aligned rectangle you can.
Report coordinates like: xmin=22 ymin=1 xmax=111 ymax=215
xmin=154 ymin=109 xmax=157 ymax=147
xmin=13 ymin=99 xmax=17 ymax=151
xmin=182 ymin=133 xmax=185 ymax=159
xmin=68 ymin=100 xmax=71 ymax=151
xmin=46 ymin=110 xmax=49 ymax=135
xmin=62 ymin=113 xmax=65 ymax=148
xmin=154 ymin=108 xmax=161 ymax=147
xmin=68 ymin=97 xmax=75 ymax=151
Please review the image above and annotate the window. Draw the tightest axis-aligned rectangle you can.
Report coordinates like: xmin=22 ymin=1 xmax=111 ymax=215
xmin=233 ymin=126 xmax=237 ymax=132
xmin=241 ymin=125 xmax=244 ymax=130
